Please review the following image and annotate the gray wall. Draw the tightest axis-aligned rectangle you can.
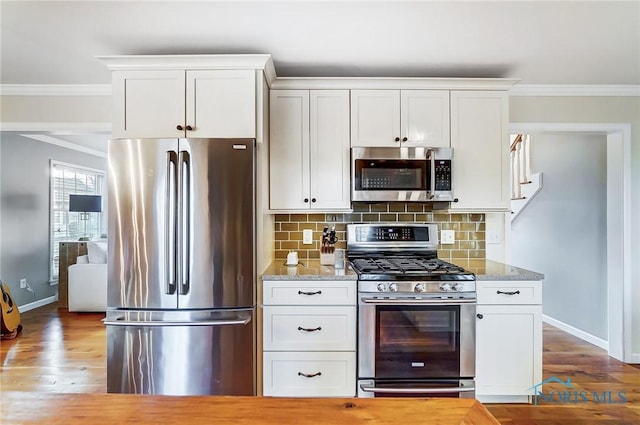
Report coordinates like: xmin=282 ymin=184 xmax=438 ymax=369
xmin=0 ymin=133 xmax=107 ymax=307
xmin=511 ymin=133 xmax=607 ymax=340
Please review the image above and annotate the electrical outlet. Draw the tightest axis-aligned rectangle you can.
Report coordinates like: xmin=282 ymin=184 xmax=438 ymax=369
xmin=20 ymin=278 xmax=27 ymax=289
xmin=302 ymin=229 xmax=313 ymax=244
xmin=325 ymin=214 xmax=338 ymax=222
xmin=441 ymin=230 xmax=455 ymax=245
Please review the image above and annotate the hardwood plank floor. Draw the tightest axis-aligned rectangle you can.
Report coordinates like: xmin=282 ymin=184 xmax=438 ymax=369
xmin=2 ymin=303 xmax=639 ymax=424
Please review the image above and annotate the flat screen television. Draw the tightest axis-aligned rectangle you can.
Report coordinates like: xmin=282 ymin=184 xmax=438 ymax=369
xmin=69 ymin=194 xmax=102 ymax=213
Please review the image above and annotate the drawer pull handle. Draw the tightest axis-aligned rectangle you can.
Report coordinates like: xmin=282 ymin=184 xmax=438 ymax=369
xmin=298 ymin=290 xmax=322 ymax=296
xmin=298 ymin=372 xmax=322 ymax=378
xmin=298 ymin=326 xmax=322 ymax=332
xmin=497 ymin=290 xmax=521 ymax=296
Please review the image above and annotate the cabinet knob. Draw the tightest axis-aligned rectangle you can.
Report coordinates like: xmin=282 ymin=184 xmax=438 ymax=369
xmin=186 ymin=125 xmax=193 ymax=131
xmin=477 ymin=314 xmax=483 ymax=319
xmin=311 ymin=198 xmax=316 ymax=203
xmin=304 ymin=198 xmax=309 ymax=203
xmin=402 ymin=137 xmax=408 ymax=142
xmin=176 ymin=125 xmax=184 ymax=131
xmin=394 ymin=137 xmax=400 ymax=142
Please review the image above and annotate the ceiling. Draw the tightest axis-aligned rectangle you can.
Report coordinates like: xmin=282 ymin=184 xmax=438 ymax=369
xmin=2 ymin=1 xmax=639 ymax=86
xmin=1 ymin=1 xmax=639 ymax=154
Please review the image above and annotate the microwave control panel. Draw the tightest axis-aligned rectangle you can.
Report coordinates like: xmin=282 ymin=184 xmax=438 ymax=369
xmin=433 ymin=160 xmax=452 ymax=191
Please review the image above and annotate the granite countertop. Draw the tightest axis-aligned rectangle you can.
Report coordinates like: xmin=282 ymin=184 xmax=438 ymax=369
xmin=449 ymin=259 xmax=545 ymax=281
xmin=262 ymin=258 xmax=542 ymax=281
xmin=262 ymin=259 xmax=358 ymax=280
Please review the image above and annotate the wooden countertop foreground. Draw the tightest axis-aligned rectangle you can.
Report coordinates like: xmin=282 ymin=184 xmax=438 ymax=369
xmin=2 ymin=392 xmax=500 ymax=425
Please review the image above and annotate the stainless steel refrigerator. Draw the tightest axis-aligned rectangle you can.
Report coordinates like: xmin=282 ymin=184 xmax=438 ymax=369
xmin=104 ymin=138 xmax=256 ymax=396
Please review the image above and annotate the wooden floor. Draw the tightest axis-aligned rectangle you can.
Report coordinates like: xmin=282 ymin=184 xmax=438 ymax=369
xmin=2 ymin=303 xmax=639 ymax=424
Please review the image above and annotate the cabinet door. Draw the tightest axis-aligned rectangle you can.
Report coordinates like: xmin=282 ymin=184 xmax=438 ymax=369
xmin=310 ymin=90 xmax=351 ymax=209
xmin=269 ymin=90 xmax=310 ymax=210
xmin=112 ymin=70 xmax=185 ymax=139
xmin=450 ymin=91 xmax=509 ymax=211
xmin=401 ymin=90 xmax=450 ymax=147
xmin=350 ymin=90 xmax=400 ymax=147
xmin=475 ymin=304 xmax=542 ymax=397
xmin=186 ymin=69 xmax=256 ymax=138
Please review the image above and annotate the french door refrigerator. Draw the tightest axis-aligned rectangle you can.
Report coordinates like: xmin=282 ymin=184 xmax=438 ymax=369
xmin=105 ymin=138 xmax=256 ymax=396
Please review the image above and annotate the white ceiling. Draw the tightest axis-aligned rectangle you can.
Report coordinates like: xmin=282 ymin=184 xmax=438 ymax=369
xmin=2 ymin=0 xmax=639 ymax=86
xmin=2 ymin=1 xmax=639 ymax=154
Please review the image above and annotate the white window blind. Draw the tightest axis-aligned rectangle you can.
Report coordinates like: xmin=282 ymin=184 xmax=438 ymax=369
xmin=50 ymin=161 xmax=105 ymax=282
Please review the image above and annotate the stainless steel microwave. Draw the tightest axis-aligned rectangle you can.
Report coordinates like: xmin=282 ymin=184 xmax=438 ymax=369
xmin=351 ymin=146 xmax=454 ymax=202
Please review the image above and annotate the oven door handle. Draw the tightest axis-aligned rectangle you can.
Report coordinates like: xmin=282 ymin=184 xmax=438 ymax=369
xmin=359 ymin=384 xmax=475 ymax=394
xmin=360 ymin=297 xmax=476 ymax=305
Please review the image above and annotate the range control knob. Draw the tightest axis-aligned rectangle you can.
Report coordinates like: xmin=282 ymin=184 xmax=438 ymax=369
xmin=451 ymin=283 xmax=463 ymax=292
xmin=376 ymin=283 xmax=387 ymax=292
xmin=388 ymin=283 xmax=399 ymax=292
xmin=439 ymin=282 xmax=452 ymax=292
xmin=414 ymin=283 xmax=426 ymax=293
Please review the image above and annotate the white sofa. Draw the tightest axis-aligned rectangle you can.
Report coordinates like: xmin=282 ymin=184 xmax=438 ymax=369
xmin=68 ymin=241 xmax=107 ymax=312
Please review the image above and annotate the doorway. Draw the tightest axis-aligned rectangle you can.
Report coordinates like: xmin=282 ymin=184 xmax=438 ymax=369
xmin=508 ymin=123 xmax=632 ymax=363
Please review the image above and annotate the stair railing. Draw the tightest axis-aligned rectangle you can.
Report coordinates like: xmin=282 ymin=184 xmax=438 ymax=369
xmin=510 ymin=134 xmax=531 ymax=200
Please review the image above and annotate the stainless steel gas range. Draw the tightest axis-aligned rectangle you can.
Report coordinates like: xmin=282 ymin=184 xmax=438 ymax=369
xmin=347 ymin=223 xmax=476 ymax=398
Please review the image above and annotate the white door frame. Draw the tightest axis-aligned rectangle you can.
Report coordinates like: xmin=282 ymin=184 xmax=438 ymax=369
xmin=509 ymin=123 xmax=633 ymax=363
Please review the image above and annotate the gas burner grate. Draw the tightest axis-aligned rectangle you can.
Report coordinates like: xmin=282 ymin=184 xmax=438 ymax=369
xmin=350 ymin=256 xmax=469 ymax=276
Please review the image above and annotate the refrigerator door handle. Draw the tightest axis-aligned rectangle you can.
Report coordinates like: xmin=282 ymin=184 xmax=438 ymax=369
xmin=103 ymin=316 xmax=252 ymax=327
xmin=178 ymin=150 xmax=191 ymax=295
xmin=166 ymin=151 xmax=178 ymax=295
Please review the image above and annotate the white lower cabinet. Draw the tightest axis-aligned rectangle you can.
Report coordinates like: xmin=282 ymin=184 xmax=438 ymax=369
xmin=263 ymin=351 xmax=356 ymax=397
xmin=475 ymin=280 xmax=543 ymax=403
xmin=262 ymin=280 xmax=357 ymax=397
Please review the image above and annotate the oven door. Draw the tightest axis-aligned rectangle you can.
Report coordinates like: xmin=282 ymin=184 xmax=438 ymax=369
xmin=358 ymin=297 xmax=475 ymax=380
xmin=358 ymin=379 xmax=475 ymax=398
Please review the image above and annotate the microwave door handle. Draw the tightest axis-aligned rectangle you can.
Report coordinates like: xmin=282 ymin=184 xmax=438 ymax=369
xmin=427 ymin=148 xmax=435 ymax=199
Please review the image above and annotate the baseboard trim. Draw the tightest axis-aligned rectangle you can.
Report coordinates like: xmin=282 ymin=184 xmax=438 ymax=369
xmin=19 ymin=295 xmax=58 ymax=313
xmin=543 ymin=315 xmax=609 ymax=351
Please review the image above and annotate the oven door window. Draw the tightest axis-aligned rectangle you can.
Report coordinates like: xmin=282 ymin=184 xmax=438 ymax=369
xmin=375 ymin=305 xmax=460 ymax=379
xmin=354 ymin=159 xmax=426 ymax=191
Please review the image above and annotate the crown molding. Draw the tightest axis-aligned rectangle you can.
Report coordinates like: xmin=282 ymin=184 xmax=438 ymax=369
xmin=96 ymin=54 xmax=274 ymax=72
xmin=0 ymin=122 xmax=111 ymax=132
xmin=2 ymin=83 xmax=639 ymax=97
xmin=19 ymin=133 xmax=107 ymax=158
xmin=0 ymin=84 xmax=111 ymax=96
xmin=510 ymin=84 xmax=640 ymax=97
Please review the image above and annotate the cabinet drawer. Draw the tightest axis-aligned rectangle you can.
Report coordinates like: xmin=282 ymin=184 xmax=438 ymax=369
xmin=262 ymin=280 xmax=356 ymax=305
xmin=263 ymin=306 xmax=356 ymax=351
xmin=263 ymin=351 xmax=356 ymax=397
xmin=477 ymin=281 xmax=542 ymax=305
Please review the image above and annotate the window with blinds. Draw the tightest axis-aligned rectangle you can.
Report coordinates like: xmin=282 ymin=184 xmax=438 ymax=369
xmin=50 ymin=161 xmax=105 ymax=282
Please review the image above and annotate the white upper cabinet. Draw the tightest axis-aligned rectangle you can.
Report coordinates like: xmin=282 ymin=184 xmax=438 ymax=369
xmin=350 ymin=90 xmax=449 ymax=147
xmin=309 ymin=90 xmax=351 ymax=210
xmin=185 ymin=70 xmax=256 ymax=138
xmin=270 ymin=90 xmax=351 ymax=211
xmin=450 ymin=90 xmax=510 ymax=211
xmin=112 ymin=70 xmax=185 ymax=139
xmin=112 ymin=69 xmax=256 ymax=139
xmin=269 ymin=90 xmax=310 ymax=210
xmin=350 ymin=90 xmax=400 ymax=147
